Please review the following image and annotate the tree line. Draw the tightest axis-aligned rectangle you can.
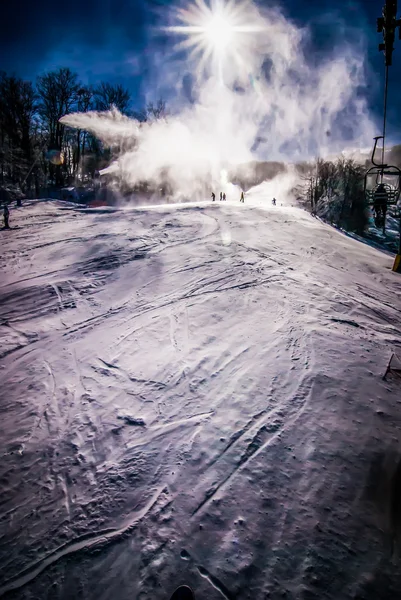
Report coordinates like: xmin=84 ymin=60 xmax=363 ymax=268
xmin=0 ymin=67 xmax=165 ymax=199
xmin=294 ymin=157 xmax=369 ymax=235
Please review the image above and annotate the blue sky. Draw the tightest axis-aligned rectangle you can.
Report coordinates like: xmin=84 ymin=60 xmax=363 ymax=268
xmin=1 ymin=0 xmax=400 ymax=140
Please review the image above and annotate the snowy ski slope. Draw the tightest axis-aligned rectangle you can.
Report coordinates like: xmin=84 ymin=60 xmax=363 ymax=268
xmin=1 ymin=191 xmax=401 ymax=599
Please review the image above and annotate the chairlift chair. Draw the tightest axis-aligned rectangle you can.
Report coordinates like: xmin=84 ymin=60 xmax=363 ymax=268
xmin=364 ymin=136 xmax=401 ymax=230
xmin=364 ymin=167 xmax=401 ymax=204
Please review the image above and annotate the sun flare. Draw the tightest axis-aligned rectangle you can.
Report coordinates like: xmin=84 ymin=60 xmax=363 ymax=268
xmin=164 ymin=0 xmax=265 ymax=82
xmin=203 ymin=13 xmax=235 ymax=51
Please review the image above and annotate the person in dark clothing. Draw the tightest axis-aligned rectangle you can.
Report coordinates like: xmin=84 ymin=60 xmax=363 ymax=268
xmin=220 ymin=192 xmax=223 ymax=201
xmin=0 ymin=188 xmax=11 ymax=207
xmin=373 ymin=183 xmax=388 ymax=228
xmin=223 ymin=193 xmax=226 ymax=201
xmin=3 ymin=204 xmax=10 ymax=229
xmin=272 ymin=197 xmax=277 ymax=206
xmin=240 ymin=191 xmax=244 ymax=202
xmin=211 ymin=192 xmax=216 ymax=201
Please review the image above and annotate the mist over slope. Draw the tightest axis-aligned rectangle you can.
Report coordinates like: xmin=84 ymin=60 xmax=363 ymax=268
xmin=61 ymin=1 xmax=375 ymax=200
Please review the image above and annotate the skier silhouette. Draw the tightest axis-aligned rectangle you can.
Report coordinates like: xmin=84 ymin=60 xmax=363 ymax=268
xmin=272 ymin=197 xmax=277 ymax=206
xmin=223 ymin=193 xmax=226 ymax=201
xmin=220 ymin=192 xmax=223 ymax=201
xmin=240 ymin=191 xmax=244 ymax=203
xmin=211 ymin=192 xmax=215 ymax=201
xmin=3 ymin=204 xmax=10 ymax=229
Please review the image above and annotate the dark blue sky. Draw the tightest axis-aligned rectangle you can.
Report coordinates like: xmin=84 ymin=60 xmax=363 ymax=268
xmin=1 ymin=0 xmax=401 ymax=140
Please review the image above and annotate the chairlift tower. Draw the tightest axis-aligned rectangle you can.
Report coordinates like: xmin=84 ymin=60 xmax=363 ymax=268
xmin=364 ymin=0 xmax=401 ymax=271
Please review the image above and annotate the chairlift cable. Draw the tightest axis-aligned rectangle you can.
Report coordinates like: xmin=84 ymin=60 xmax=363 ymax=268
xmin=381 ymin=64 xmax=389 ymax=171
xmin=381 ymin=63 xmax=390 ymax=169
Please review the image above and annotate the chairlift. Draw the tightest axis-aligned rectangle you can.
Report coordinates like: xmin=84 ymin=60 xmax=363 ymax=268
xmin=367 ymin=0 xmax=401 ymax=269
xmin=364 ymin=136 xmax=401 ymax=230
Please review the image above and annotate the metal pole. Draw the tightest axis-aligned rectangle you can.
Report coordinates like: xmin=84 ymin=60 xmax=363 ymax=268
xmin=399 ymin=209 xmax=401 ymax=255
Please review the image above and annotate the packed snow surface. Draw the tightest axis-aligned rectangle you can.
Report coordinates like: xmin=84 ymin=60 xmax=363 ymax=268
xmin=1 ymin=193 xmax=401 ymax=599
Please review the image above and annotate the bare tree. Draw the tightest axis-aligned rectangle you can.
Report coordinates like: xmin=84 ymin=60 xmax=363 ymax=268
xmin=72 ymin=86 xmax=94 ymax=181
xmin=94 ymin=82 xmax=131 ymax=113
xmin=37 ymin=68 xmax=79 ymax=186
xmin=37 ymin=68 xmax=78 ymax=146
xmin=146 ymin=98 xmax=167 ymax=121
xmin=298 ymin=156 xmax=367 ymax=234
xmin=336 ymin=157 xmax=367 ymax=234
xmin=0 ymin=72 xmax=36 ymax=192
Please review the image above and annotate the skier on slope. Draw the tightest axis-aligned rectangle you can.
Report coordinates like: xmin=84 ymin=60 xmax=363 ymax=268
xmin=211 ymin=192 xmax=216 ymax=201
xmin=223 ymin=193 xmax=226 ymax=201
xmin=220 ymin=192 xmax=223 ymax=201
xmin=3 ymin=204 xmax=10 ymax=229
xmin=240 ymin=191 xmax=245 ymax=203
xmin=272 ymin=197 xmax=277 ymax=206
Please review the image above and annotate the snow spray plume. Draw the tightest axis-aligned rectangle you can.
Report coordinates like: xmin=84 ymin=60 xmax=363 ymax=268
xmin=60 ymin=1 xmax=375 ymax=203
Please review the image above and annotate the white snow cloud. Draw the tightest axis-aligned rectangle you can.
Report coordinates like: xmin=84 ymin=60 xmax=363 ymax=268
xmin=60 ymin=0 xmax=375 ymax=201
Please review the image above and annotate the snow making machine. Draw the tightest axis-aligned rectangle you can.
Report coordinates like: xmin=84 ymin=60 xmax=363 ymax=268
xmin=364 ymin=0 xmax=401 ymax=271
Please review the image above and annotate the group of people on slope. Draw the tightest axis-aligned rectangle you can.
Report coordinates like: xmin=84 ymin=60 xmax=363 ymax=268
xmin=211 ymin=192 xmax=227 ymax=202
xmin=211 ymin=191 xmax=246 ymax=202
xmin=211 ymin=191 xmax=278 ymax=205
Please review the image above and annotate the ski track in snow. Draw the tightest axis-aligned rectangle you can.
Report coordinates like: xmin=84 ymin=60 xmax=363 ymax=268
xmin=1 ymin=199 xmax=401 ymax=598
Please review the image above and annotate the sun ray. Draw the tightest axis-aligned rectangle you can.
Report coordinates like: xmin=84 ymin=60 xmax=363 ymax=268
xmin=163 ymin=0 xmax=266 ymax=84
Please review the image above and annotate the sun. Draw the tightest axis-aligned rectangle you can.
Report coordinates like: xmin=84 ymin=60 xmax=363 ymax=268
xmin=202 ymin=11 xmax=236 ymax=53
xmin=163 ymin=0 xmax=265 ymax=82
